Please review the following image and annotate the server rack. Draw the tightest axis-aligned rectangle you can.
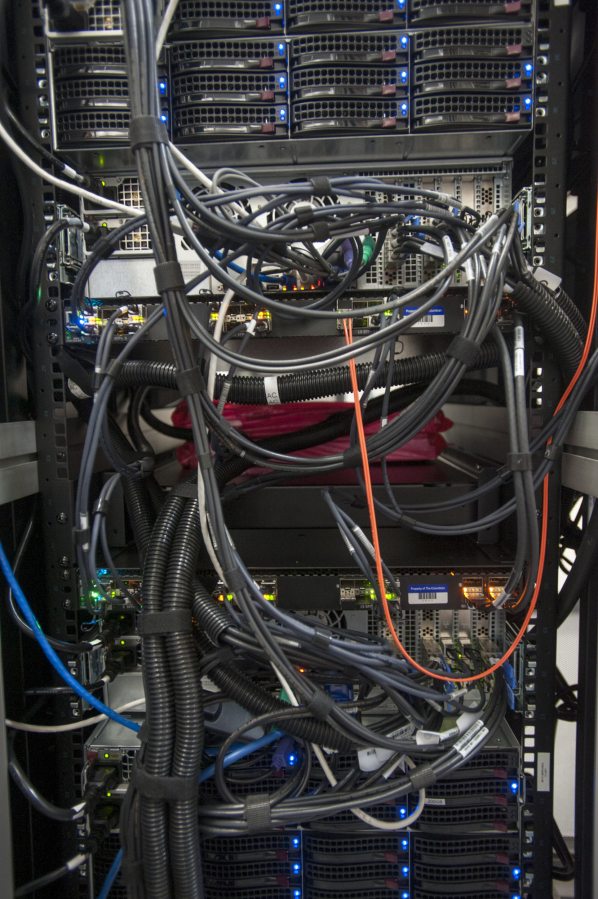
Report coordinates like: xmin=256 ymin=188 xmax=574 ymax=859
xmin=0 ymin=1 xmax=585 ymax=897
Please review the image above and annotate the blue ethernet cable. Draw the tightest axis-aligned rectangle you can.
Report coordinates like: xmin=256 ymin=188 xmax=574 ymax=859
xmin=96 ymin=730 xmax=283 ymax=897
xmin=0 ymin=540 xmax=140 ymax=733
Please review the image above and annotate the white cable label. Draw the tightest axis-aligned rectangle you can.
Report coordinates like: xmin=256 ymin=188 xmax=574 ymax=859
xmin=264 ymin=376 xmax=281 ymax=405
xmin=453 ymin=719 xmax=489 ymax=758
xmin=357 ymin=723 xmax=414 ymax=771
xmin=463 ymin=259 xmax=475 ymax=282
xmin=514 ymin=325 xmax=525 ymax=377
xmin=442 ymin=235 xmax=456 ymax=263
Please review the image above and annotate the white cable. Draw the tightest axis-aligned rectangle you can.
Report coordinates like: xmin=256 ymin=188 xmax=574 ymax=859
xmin=197 ymin=469 xmax=227 ymax=585
xmin=271 ymin=664 xmax=425 ymax=831
xmin=156 ymin=0 xmax=180 ymax=58
xmin=207 ymin=287 xmax=235 ymax=401
xmin=5 ymin=697 xmax=146 ymax=733
xmin=169 ymin=143 xmax=248 ymax=219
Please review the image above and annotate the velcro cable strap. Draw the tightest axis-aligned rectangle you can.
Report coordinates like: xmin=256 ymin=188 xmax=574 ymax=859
xmin=244 ymin=794 xmax=272 ymax=833
xmin=73 ymin=527 xmax=90 ymax=547
xmin=307 ymin=688 xmax=334 ymax=721
xmin=507 ymin=452 xmax=533 ymax=471
xmin=410 ymin=763 xmax=437 ymax=791
xmin=222 ymin=567 xmax=246 ymax=594
xmin=312 ymin=221 xmax=331 ymax=241
xmin=172 ymin=480 xmax=198 ymax=498
xmin=311 ymin=177 xmax=334 ymax=197
xmin=294 ymin=204 xmax=314 ymax=226
xmin=129 ymin=115 xmax=169 ymax=151
xmin=176 ymin=366 xmax=204 ymax=397
xmin=138 ymin=610 xmax=193 ymax=635
xmin=154 ymin=261 xmax=185 ymax=295
xmin=446 ymin=335 xmax=480 ymax=367
xmin=132 ymin=766 xmax=198 ymax=801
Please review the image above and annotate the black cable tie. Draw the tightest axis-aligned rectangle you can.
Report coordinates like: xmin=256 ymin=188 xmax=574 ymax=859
xmin=73 ymin=527 xmax=90 ymax=546
xmin=154 ymin=261 xmax=185 ymax=295
xmin=294 ymin=204 xmax=314 ymax=226
xmin=507 ymin=452 xmax=533 ymax=471
xmin=410 ymin=762 xmax=437 ymax=791
xmin=129 ymin=115 xmax=169 ymax=151
xmin=132 ymin=766 xmax=198 ymax=802
xmin=310 ymin=177 xmax=335 ymax=197
xmin=446 ymin=335 xmax=481 ymax=367
xmin=172 ymin=480 xmax=198 ymax=498
xmin=545 ymin=443 xmax=563 ymax=462
xmin=312 ymin=221 xmax=331 ymax=241
xmin=244 ymin=794 xmax=272 ymax=833
xmin=201 ymin=647 xmax=236 ymax=675
xmin=138 ymin=610 xmax=193 ymax=635
xmin=307 ymin=688 xmax=334 ymax=721
xmin=197 ymin=451 xmax=213 ymax=472
xmin=176 ymin=366 xmax=204 ymax=398
xmin=222 ymin=567 xmax=245 ymax=594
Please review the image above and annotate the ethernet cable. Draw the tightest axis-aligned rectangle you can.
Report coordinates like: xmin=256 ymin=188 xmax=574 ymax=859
xmin=0 ymin=541 xmax=140 ymax=733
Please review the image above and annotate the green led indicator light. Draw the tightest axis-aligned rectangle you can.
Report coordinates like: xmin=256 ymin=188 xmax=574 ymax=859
xmin=120 ymin=639 xmax=126 ymax=646
xmin=104 ymin=752 xmax=110 ymax=759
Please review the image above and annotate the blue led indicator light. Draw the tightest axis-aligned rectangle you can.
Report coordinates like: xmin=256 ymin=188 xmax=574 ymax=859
xmin=160 ymin=112 xmax=168 ymax=123
xmin=399 ymin=806 xmax=407 ymax=818
xmin=524 ymin=63 xmax=533 ymax=74
xmin=510 ymin=780 xmax=519 ymax=793
xmin=401 ymin=35 xmax=408 ymax=47
xmin=279 ymin=75 xmax=286 ymax=87
xmin=402 ymin=893 xmax=410 ymax=899
xmin=397 ymin=0 xmax=405 ymax=7
xmin=292 ymin=863 xmax=301 ymax=875
xmin=524 ymin=97 xmax=532 ymax=108
xmin=400 ymin=103 xmax=408 ymax=115
xmin=288 ymin=753 xmax=297 ymax=766
xmin=401 ymin=838 xmax=408 ymax=850
xmin=512 ymin=867 xmax=522 ymax=879
xmin=512 ymin=895 xmax=521 ymax=899
xmin=400 ymin=70 xmax=408 ymax=83
xmin=278 ymin=42 xmax=285 ymax=52
xmin=280 ymin=108 xmax=287 ymax=120
xmin=294 ymin=892 xmax=301 ymax=899
xmin=401 ymin=865 xmax=409 ymax=877
xmin=158 ymin=80 xmax=167 ymax=95
xmin=292 ymin=837 xmax=300 ymax=848
xmin=274 ymin=2 xmax=282 ymax=11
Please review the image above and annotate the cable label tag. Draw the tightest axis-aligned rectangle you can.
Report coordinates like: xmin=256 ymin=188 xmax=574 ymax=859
xmin=424 ymin=797 xmax=446 ymax=806
xmin=407 ymin=584 xmax=448 ymax=605
xmin=442 ymin=235 xmax=456 ymax=263
xmin=453 ymin=719 xmax=489 ymax=758
xmin=357 ymin=723 xmax=414 ymax=771
xmin=463 ymin=259 xmax=475 ymax=282
xmin=403 ymin=306 xmax=445 ymax=328
xmin=264 ymin=376 xmax=281 ymax=405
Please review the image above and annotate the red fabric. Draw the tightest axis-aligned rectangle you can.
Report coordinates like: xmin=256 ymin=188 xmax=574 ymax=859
xmin=172 ymin=401 xmax=452 ymax=471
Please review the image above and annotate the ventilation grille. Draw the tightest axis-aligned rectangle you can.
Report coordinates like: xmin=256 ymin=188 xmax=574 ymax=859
xmin=55 ymin=110 xmax=130 ymax=146
xmin=54 ymin=77 xmax=129 ymax=105
xmin=292 ymin=65 xmax=404 ymax=93
xmin=306 ymin=861 xmax=405 ymax=880
xmin=413 ymin=834 xmax=519 ymax=856
xmin=174 ymin=104 xmax=288 ymax=138
xmin=173 ymin=0 xmax=283 ymax=31
xmin=426 ymin=778 xmax=513 ymax=798
xmin=410 ymin=0 xmax=532 ymax=19
xmin=52 ymin=44 xmax=127 ymax=75
xmin=92 ymin=834 xmax=127 ymax=899
xmin=292 ymin=98 xmax=407 ymax=132
xmin=291 ymin=32 xmax=407 ymax=66
xmin=170 ymin=39 xmax=286 ymax=71
xmin=288 ymin=0 xmax=407 ymax=29
xmin=117 ymin=179 xmax=152 ymax=252
xmin=412 ymin=26 xmax=533 ymax=56
xmin=412 ymin=92 xmax=532 ymax=129
xmin=306 ymin=834 xmax=408 ymax=854
xmin=413 ymin=892 xmax=510 ymax=899
xmin=82 ymin=0 xmax=122 ymax=30
xmin=414 ymin=862 xmax=510 ymax=882
xmin=173 ymin=70 xmax=287 ymax=99
xmin=419 ymin=803 xmax=516 ymax=825
xmin=203 ymin=834 xmax=299 ymax=857
xmin=413 ymin=59 xmax=531 ymax=88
